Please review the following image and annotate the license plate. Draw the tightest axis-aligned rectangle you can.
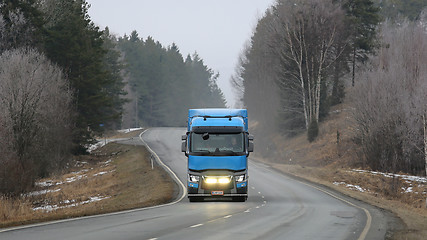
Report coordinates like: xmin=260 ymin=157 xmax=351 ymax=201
xmin=211 ymin=191 xmax=224 ymax=196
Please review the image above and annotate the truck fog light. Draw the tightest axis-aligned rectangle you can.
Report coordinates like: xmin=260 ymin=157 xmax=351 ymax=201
xmin=205 ymin=178 xmax=218 ymax=184
xmin=218 ymin=177 xmax=231 ymax=184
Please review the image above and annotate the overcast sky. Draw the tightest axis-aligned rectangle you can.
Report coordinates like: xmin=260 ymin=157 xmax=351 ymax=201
xmin=87 ymin=0 xmax=275 ymax=107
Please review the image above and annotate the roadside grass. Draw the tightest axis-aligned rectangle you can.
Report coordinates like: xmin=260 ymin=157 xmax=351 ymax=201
xmin=0 ymin=137 xmax=174 ymax=228
xmin=253 ymin=102 xmax=427 ymax=239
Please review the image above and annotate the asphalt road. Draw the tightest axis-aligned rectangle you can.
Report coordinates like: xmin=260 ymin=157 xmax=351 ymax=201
xmin=0 ymin=128 xmax=395 ymax=240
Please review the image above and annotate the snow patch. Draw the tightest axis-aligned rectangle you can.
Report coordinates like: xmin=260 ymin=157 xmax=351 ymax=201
xmin=351 ymin=169 xmax=427 ymax=184
xmin=35 ymin=181 xmax=55 ymax=187
xmin=101 ymin=159 xmax=112 ymax=166
xmin=65 ymin=174 xmax=87 ymax=183
xmin=24 ymin=188 xmax=61 ymax=197
xmin=87 ymin=140 xmax=106 ymax=153
xmin=33 ymin=195 xmax=111 ymax=212
xmin=333 ymin=181 xmax=367 ymax=192
xmin=117 ymin=127 xmax=143 ymax=133
xmin=93 ymin=170 xmax=115 ymax=177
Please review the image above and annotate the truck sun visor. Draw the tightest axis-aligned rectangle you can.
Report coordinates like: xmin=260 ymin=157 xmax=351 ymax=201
xmin=192 ymin=126 xmax=243 ymax=133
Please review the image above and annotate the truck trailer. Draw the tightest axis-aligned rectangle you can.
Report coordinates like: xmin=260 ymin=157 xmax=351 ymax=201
xmin=181 ymin=109 xmax=254 ymax=202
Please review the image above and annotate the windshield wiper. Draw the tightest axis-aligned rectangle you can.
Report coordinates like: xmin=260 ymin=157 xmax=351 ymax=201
xmin=215 ymin=150 xmax=241 ymax=156
xmin=192 ymin=150 xmax=212 ymax=155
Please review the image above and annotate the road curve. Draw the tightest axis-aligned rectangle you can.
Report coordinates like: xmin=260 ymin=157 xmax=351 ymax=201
xmin=0 ymin=128 xmax=392 ymax=240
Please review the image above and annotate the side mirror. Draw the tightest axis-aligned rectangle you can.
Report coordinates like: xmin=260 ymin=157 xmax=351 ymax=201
xmin=248 ymin=135 xmax=254 ymax=141
xmin=181 ymin=141 xmax=186 ymax=152
xmin=248 ymin=142 xmax=254 ymax=152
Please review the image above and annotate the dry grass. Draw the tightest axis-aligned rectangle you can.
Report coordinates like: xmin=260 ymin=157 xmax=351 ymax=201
xmin=0 ymin=141 xmax=174 ymax=228
xmin=252 ymin=102 xmax=427 ymax=239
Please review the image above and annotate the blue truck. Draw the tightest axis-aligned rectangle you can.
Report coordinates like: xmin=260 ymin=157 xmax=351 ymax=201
xmin=181 ymin=109 xmax=254 ymax=202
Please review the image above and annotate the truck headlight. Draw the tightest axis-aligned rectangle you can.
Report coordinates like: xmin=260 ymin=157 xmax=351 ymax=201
xmin=235 ymin=174 xmax=246 ymax=182
xmin=188 ymin=174 xmax=200 ymax=183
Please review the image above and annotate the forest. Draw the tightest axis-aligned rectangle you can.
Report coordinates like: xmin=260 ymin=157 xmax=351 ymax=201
xmin=231 ymin=0 xmax=427 ymax=175
xmin=0 ymin=0 xmax=225 ymax=194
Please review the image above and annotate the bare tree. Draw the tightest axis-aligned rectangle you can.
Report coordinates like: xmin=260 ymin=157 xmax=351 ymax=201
xmin=230 ymin=41 xmax=250 ymax=108
xmin=0 ymin=48 xmax=73 ymax=193
xmin=241 ymin=9 xmax=282 ymax=136
xmin=352 ymin=20 xmax=427 ymax=175
xmin=270 ymin=0 xmax=346 ymax=129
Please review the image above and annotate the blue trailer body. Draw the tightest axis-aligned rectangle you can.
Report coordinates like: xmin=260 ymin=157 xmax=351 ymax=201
xmin=181 ymin=109 xmax=254 ymax=202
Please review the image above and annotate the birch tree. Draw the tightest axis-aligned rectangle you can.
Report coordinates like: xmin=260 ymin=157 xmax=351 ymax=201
xmin=270 ymin=0 xmax=346 ymax=133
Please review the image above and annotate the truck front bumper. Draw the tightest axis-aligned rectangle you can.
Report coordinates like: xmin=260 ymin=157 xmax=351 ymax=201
xmin=188 ymin=193 xmax=248 ymax=197
xmin=187 ymin=170 xmax=248 ymax=197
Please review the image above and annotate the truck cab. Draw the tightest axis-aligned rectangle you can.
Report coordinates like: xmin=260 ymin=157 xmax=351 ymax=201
xmin=181 ymin=109 xmax=254 ymax=202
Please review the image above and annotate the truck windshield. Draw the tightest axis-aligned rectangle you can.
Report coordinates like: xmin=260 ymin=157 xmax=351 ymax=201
xmin=190 ymin=132 xmax=244 ymax=156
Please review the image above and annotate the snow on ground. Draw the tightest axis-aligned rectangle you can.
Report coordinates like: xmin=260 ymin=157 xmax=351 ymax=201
xmin=333 ymin=182 xmax=368 ymax=193
xmin=33 ymin=195 xmax=111 ymax=212
xmin=65 ymin=174 xmax=87 ymax=183
xmin=87 ymin=140 xmax=107 ymax=153
xmin=35 ymin=181 xmax=56 ymax=188
xmin=351 ymin=169 xmax=427 ymax=183
xmin=71 ymin=169 xmax=89 ymax=175
xmin=350 ymin=169 xmax=427 ymax=195
xmin=35 ymin=169 xmax=113 ymax=187
xmin=87 ymin=128 xmax=143 ymax=152
xmin=402 ymin=186 xmax=413 ymax=193
xmin=101 ymin=159 xmax=112 ymax=166
xmin=93 ymin=170 xmax=115 ymax=177
xmin=117 ymin=127 xmax=143 ymax=133
xmin=24 ymin=188 xmax=62 ymax=197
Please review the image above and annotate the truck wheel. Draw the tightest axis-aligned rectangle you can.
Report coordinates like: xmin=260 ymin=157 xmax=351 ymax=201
xmin=233 ymin=196 xmax=246 ymax=202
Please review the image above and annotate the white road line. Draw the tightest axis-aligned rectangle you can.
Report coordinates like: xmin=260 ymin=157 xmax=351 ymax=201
xmin=224 ymin=215 xmax=232 ymax=219
xmin=244 ymin=209 xmax=251 ymax=213
xmin=250 ymin=159 xmax=372 ymax=240
xmin=139 ymin=130 xmax=187 ymax=204
xmin=290 ymin=176 xmax=372 ymax=240
xmin=190 ymin=224 xmax=203 ymax=228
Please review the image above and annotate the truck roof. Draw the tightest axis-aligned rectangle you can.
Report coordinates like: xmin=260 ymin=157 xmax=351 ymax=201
xmin=188 ymin=109 xmax=248 ymax=132
xmin=188 ymin=109 xmax=247 ymax=118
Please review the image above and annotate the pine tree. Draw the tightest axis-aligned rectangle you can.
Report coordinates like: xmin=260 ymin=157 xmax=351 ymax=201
xmin=375 ymin=0 xmax=427 ymax=21
xmin=42 ymin=0 xmax=124 ymax=153
xmin=343 ymin=0 xmax=381 ymax=86
xmin=101 ymin=27 xmax=127 ymax=129
xmin=118 ymin=34 xmax=225 ymax=127
xmin=0 ymin=0 xmax=45 ymax=52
